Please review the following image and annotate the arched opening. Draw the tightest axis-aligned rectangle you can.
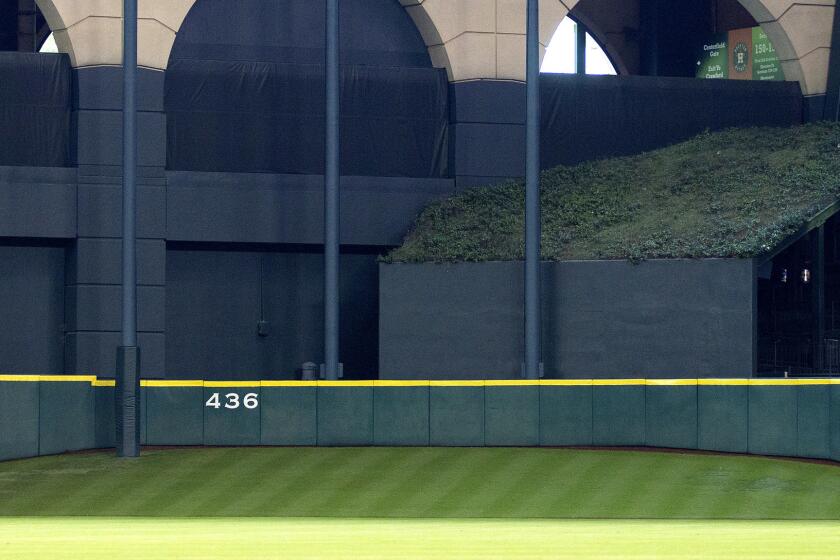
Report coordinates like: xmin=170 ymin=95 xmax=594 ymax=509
xmin=541 ymin=16 xmax=618 ymax=75
xmin=165 ymin=0 xmax=447 ymax=177
xmin=163 ymin=0 xmax=451 ymax=380
xmin=38 ymin=32 xmax=56 ymax=53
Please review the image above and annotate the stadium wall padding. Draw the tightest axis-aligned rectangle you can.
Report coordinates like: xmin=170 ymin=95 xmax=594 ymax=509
xmin=166 ymin=0 xmax=447 ymax=178
xmin=2 ymin=378 xmax=840 ymax=464
xmin=0 ymin=53 xmax=72 ymax=168
xmin=379 ymin=260 xmax=756 ymax=380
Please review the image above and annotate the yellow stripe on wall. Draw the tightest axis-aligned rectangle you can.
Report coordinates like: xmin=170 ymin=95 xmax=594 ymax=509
xmin=319 ymin=380 xmax=374 ymax=387
xmin=429 ymin=380 xmax=485 ymax=387
xmin=0 ymin=375 xmax=43 ymax=382
xmin=142 ymin=380 xmax=204 ymax=388
xmin=260 ymin=380 xmax=318 ymax=387
xmin=697 ymin=379 xmax=750 ymax=385
xmin=540 ymin=379 xmax=593 ymax=386
xmin=593 ymin=379 xmax=646 ymax=386
xmin=1 ymin=375 xmax=839 ymax=387
xmin=374 ymin=380 xmax=429 ymax=387
xmin=485 ymin=380 xmax=540 ymax=386
xmin=203 ymin=381 xmax=262 ymax=388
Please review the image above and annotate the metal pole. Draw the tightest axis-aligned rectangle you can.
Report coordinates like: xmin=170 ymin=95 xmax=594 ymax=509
xmin=813 ymin=226 xmax=825 ymax=371
xmin=324 ymin=0 xmax=341 ymax=380
xmin=116 ymin=0 xmax=140 ymax=457
xmin=524 ymin=0 xmax=541 ymax=379
xmin=576 ymin=22 xmax=587 ymax=75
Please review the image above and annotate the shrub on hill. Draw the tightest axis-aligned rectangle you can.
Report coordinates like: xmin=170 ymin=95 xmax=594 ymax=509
xmin=385 ymin=123 xmax=840 ymax=263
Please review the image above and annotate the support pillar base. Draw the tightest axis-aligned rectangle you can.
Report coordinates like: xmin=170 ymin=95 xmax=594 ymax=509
xmin=115 ymin=346 xmax=141 ymax=458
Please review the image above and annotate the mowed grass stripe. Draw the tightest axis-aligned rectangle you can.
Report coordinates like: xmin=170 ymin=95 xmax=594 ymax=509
xmin=321 ymin=448 xmax=431 ymax=516
xmin=1 ymin=448 xmax=840 ymax=519
xmin=366 ymin=448 xmax=461 ymax=517
xmin=193 ymin=447 xmax=304 ymax=516
xmin=233 ymin=448 xmax=349 ymax=516
xmin=2 ymin=518 xmax=840 ymax=559
xmin=478 ymin=449 xmax=570 ymax=517
xmin=270 ymin=448 xmax=393 ymax=516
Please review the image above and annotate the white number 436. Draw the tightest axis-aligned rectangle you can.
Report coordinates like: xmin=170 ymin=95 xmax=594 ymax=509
xmin=205 ymin=392 xmax=259 ymax=410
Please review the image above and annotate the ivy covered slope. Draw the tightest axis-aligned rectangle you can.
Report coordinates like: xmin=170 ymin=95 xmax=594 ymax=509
xmin=386 ymin=123 xmax=840 ymax=263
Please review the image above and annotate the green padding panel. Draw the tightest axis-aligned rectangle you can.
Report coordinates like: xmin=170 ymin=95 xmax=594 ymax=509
xmin=146 ymin=387 xmax=203 ymax=446
xmin=373 ymin=387 xmax=429 ymax=446
xmin=38 ymin=382 xmax=95 ymax=455
xmin=485 ymin=386 xmax=538 ymax=446
xmin=645 ymin=386 xmax=697 ymax=450
xmin=592 ymin=385 xmax=644 ymax=446
xmin=698 ymin=386 xmax=748 ymax=453
xmin=796 ymin=386 xmax=831 ymax=459
xmin=261 ymin=387 xmax=317 ymax=446
xmin=317 ymin=387 xmax=373 ymax=446
xmin=94 ymin=386 xmax=147 ymax=448
xmin=203 ymin=387 xmax=261 ymax=446
xmin=748 ymin=386 xmax=797 ymax=457
xmin=0 ymin=382 xmax=39 ymax=461
xmin=429 ymin=387 xmax=484 ymax=446
xmin=539 ymin=386 xmax=593 ymax=446
xmin=94 ymin=386 xmax=114 ymax=448
xmin=831 ymin=386 xmax=840 ymax=462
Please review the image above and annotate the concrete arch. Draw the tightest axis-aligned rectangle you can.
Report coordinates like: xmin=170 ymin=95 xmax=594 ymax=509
xmin=33 ymin=0 xmax=194 ymax=69
xmin=403 ymin=0 xmax=833 ymax=95
xmin=31 ymin=0 xmax=834 ymax=95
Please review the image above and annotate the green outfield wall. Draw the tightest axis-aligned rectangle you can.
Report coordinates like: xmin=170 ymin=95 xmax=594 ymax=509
xmin=1 ymin=376 xmax=839 ymax=463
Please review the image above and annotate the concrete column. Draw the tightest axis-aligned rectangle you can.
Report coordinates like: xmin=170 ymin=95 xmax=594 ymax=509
xmin=64 ymin=67 xmax=167 ymax=378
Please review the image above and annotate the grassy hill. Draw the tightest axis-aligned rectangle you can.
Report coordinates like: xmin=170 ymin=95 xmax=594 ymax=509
xmin=386 ymin=123 xmax=840 ymax=263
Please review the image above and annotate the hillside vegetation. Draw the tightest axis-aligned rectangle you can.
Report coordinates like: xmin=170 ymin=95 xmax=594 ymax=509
xmin=386 ymin=123 xmax=840 ymax=262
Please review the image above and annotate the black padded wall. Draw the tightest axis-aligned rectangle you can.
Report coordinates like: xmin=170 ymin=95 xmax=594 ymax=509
xmin=171 ymin=0 xmax=430 ymax=66
xmin=539 ymin=74 xmax=803 ymax=169
xmin=0 ymin=242 xmax=65 ymax=374
xmin=0 ymin=52 xmax=71 ymax=167
xmin=450 ymin=75 xmax=803 ymax=189
xmin=166 ymin=0 xmax=448 ymax=177
xmin=166 ymin=245 xmax=379 ymax=380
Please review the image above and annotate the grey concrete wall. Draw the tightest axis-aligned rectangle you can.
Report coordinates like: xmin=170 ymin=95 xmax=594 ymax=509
xmin=379 ymin=259 xmax=756 ymax=379
xmin=65 ymin=66 xmax=168 ymax=378
xmin=166 ymin=172 xmax=454 ymax=247
xmin=0 ymin=166 xmax=76 ymax=239
xmin=0 ymin=243 xmax=66 ymax=374
xmin=166 ymin=247 xmax=380 ymax=379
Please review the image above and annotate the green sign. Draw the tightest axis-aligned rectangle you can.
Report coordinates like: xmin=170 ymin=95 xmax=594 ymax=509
xmin=697 ymin=33 xmax=728 ymax=79
xmin=751 ymin=27 xmax=783 ymax=81
xmin=696 ymin=27 xmax=783 ymax=81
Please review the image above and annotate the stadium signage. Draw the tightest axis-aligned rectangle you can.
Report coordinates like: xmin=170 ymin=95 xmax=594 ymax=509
xmin=696 ymin=26 xmax=782 ymax=81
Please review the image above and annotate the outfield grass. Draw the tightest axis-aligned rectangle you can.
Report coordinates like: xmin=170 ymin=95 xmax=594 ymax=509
xmin=2 ymin=518 xmax=840 ymax=559
xmin=1 ymin=447 xmax=839 ymax=519
xmin=1 ymin=447 xmax=839 ymax=558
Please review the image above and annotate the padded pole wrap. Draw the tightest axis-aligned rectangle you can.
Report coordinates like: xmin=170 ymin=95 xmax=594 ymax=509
xmin=115 ymin=346 xmax=141 ymax=457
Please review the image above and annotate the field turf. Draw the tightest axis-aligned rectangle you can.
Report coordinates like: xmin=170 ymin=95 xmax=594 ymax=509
xmin=1 ymin=447 xmax=839 ymax=558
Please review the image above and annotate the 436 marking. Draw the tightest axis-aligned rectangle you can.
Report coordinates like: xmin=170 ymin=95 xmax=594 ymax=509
xmin=205 ymin=392 xmax=259 ymax=410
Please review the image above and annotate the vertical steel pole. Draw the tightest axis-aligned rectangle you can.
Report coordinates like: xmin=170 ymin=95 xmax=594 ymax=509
xmin=813 ymin=226 xmax=826 ymax=371
xmin=116 ymin=0 xmax=140 ymax=457
xmin=524 ymin=0 xmax=541 ymax=379
xmin=576 ymin=22 xmax=587 ymax=75
xmin=324 ymin=0 xmax=341 ymax=380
